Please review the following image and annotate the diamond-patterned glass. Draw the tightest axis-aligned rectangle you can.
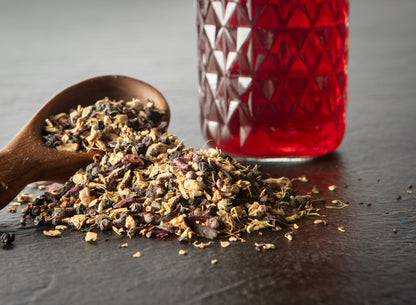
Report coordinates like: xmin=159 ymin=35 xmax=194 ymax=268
xmin=196 ymin=0 xmax=349 ymax=158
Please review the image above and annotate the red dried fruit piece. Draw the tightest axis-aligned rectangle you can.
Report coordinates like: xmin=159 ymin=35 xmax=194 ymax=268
xmin=112 ymin=197 xmax=138 ymax=209
xmin=122 ymin=154 xmax=146 ymax=168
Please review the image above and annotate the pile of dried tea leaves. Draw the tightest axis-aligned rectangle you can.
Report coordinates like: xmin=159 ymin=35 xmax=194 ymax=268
xmin=42 ymin=97 xmax=167 ymax=153
xmin=21 ymin=97 xmax=320 ymax=242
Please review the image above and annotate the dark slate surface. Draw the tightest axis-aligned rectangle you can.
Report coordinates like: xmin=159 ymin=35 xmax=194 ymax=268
xmin=0 ymin=1 xmax=415 ymax=304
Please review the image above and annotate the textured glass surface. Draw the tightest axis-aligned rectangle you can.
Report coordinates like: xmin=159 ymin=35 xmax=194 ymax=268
xmin=197 ymin=0 xmax=349 ymax=158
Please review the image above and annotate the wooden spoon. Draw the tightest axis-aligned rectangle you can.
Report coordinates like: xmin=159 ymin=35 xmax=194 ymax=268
xmin=0 ymin=75 xmax=170 ymax=210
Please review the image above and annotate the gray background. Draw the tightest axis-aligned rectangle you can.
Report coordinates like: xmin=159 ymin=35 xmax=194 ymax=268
xmin=0 ymin=0 xmax=202 ymax=149
xmin=1 ymin=1 xmax=416 ymax=305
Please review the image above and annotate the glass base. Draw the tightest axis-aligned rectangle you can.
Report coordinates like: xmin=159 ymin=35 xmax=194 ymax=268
xmin=230 ymin=155 xmax=315 ymax=163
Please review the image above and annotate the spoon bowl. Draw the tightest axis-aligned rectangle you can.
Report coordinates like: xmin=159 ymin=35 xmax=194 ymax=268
xmin=0 ymin=75 xmax=170 ymax=209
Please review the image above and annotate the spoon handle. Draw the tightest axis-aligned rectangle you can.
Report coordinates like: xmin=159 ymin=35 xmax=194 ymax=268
xmin=0 ymin=141 xmax=99 ymax=210
xmin=0 ymin=147 xmax=36 ymax=210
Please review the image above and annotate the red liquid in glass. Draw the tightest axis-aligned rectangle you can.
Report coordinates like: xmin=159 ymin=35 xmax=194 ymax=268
xmin=197 ymin=0 xmax=349 ymax=158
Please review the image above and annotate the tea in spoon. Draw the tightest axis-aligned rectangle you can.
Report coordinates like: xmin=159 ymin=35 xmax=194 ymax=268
xmin=0 ymin=75 xmax=169 ymax=210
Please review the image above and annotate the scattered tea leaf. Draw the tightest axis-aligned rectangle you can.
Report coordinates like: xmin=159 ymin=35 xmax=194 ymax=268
xmin=43 ymin=230 xmax=62 ymax=237
xmin=55 ymin=225 xmax=68 ymax=231
xmin=178 ymin=249 xmax=188 ymax=256
xmin=132 ymin=251 xmax=142 ymax=258
xmin=220 ymin=241 xmax=230 ymax=248
xmin=254 ymin=242 xmax=275 ymax=251
xmin=328 ymin=185 xmax=337 ymax=192
xmin=193 ymin=241 xmax=213 ymax=249
xmin=284 ymin=232 xmax=293 ymax=241
xmin=85 ymin=232 xmax=97 ymax=243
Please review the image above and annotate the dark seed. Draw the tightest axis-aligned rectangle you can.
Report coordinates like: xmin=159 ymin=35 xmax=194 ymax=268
xmin=34 ymin=215 xmax=45 ymax=226
xmin=197 ymin=161 xmax=209 ymax=173
xmin=204 ymin=205 xmax=218 ymax=217
xmin=101 ymin=199 xmax=113 ymax=210
xmin=168 ymin=151 xmax=181 ymax=160
xmin=142 ymin=136 xmax=153 ymax=147
xmin=30 ymin=206 xmax=41 ymax=216
xmin=99 ymin=218 xmax=112 ymax=231
xmin=1 ymin=233 xmax=15 ymax=245
xmin=87 ymin=209 xmax=97 ymax=218
xmin=76 ymin=204 xmax=87 ymax=215
xmin=133 ymin=141 xmax=147 ymax=155
xmin=130 ymin=203 xmax=143 ymax=213
xmin=33 ymin=197 xmax=46 ymax=206
xmin=159 ymin=136 xmax=170 ymax=144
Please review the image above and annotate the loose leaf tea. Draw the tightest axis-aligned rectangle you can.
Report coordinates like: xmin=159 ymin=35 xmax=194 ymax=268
xmin=21 ymin=97 xmax=326 ymax=243
xmin=42 ymin=97 xmax=167 ymax=153
xmin=43 ymin=229 xmax=62 ymax=237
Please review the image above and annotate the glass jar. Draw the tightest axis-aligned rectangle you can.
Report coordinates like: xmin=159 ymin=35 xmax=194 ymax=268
xmin=196 ymin=0 xmax=349 ymax=159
